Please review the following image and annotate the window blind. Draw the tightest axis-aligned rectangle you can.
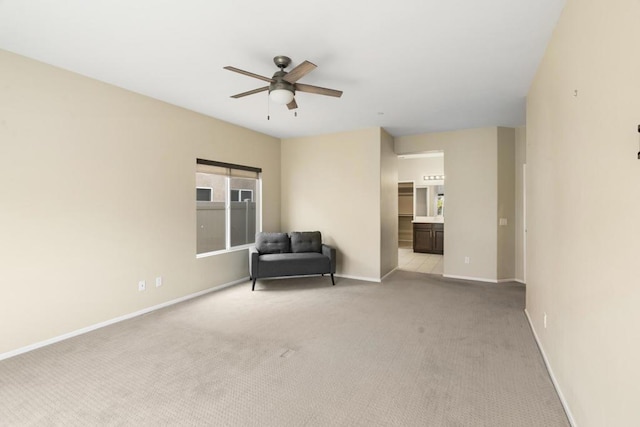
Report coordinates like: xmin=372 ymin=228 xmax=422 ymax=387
xmin=196 ymin=158 xmax=261 ymax=179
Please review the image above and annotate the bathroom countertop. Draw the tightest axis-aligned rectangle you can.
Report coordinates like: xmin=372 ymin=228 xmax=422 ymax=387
xmin=412 ymin=216 xmax=444 ymax=224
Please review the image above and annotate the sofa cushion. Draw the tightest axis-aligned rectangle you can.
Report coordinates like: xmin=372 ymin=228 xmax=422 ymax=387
xmin=255 ymin=232 xmax=290 ymax=254
xmin=258 ymin=252 xmax=331 ymax=277
xmin=290 ymin=231 xmax=322 ymax=253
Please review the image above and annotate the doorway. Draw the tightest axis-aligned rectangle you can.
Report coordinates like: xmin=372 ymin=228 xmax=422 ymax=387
xmin=396 ymin=151 xmax=445 ymax=275
xmin=398 ymin=181 xmax=414 ymax=248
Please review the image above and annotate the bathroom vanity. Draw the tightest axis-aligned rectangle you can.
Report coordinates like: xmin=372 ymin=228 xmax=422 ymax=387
xmin=412 ymin=218 xmax=444 ymax=254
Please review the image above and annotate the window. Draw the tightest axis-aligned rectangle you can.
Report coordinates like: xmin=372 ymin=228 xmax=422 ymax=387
xmin=435 ymin=194 xmax=445 ymax=216
xmin=196 ymin=159 xmax=261 ymax=256
xmin=230 ymin=189 xmax=253 ymax=202
xmin=196 ymin=187 xmax=213 ymax=202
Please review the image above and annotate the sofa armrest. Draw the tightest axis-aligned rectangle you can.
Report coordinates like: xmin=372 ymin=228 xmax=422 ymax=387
xmin=322 ymin=244 xmax=336 ymax=274
xmin=249 ymin=246 xmax=260 ymax=278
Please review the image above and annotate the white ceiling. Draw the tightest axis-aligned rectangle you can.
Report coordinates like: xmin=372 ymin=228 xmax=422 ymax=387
xmin=0 ymin=0 xmax=565 ymax=139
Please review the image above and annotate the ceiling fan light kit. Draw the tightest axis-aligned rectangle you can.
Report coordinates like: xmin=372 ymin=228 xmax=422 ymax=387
xmin=269 ymin=89 xmax=294 ymax=105
xmin=224 ymin=55 xmax=343 ymax=112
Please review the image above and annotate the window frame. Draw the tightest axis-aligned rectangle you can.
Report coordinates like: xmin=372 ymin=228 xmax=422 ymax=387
xmin=196 ymin=158 xmax=262 ymax=258
xmin=230 ymin=189 xmax=254 ymax=202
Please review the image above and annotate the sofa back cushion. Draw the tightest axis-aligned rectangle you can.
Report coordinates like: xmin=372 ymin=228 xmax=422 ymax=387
xmin=290 ymin=231 xmax=322 ymax=253
xmin=256 ymin=232 xmax=290 ymax=254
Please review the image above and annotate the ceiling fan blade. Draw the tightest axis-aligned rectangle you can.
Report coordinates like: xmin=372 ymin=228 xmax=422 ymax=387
xmin=287 ymin=98 xmax=298 ymax=110
xmin=230 ymin=86 xmax=269 ymax=98
xmin=283 ymin=60 xmax=317 ymax=83
xmin=295 ymin=83 xmax=343 ymax=98
xmin=224 ymin=66 xmax=274 ymax=83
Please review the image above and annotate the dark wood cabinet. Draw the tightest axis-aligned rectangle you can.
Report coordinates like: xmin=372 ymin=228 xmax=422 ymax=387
xmin=413 ymin=222 xmax=444 ymax=254
xmin=433 ymin=227 xmax=444 ymax=253
xmin=413 ymin=226 xmax=433 ymax=252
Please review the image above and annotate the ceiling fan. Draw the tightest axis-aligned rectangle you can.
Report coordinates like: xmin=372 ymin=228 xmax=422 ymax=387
xmin=224 ymin=56 xmax=343 ymax=110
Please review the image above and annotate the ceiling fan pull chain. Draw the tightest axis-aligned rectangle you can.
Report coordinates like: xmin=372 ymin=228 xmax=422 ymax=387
xmin=267 ymin=94 xmax=270 ymax=120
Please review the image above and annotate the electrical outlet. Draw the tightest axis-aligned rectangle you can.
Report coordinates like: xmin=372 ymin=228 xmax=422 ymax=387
xmin=138 ymin=280 xmax=146 ymax=292
xmin=499 ymin=218 xmax=508 ymax=226
xmin=464 ymin=256 xmax=470 ymax=264
xmin=544 ymin=312 xmax=547 ymax=329
xmin=155 ymin=276 xmax=163 ymax=287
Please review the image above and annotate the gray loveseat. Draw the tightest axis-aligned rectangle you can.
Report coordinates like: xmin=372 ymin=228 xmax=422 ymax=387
xmin=249 ymin=231 xmax=336 ymax=291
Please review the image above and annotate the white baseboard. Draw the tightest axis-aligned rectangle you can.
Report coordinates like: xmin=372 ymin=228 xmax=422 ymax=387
xmin=334 ymin=273 xmax=381 ymax=283
xmin=514 ymin=279 xmax=526 ymax=284
xmin=0 ymin=277 xmax=248 ymax=361
xmin=442 ymin=274 xmax=497 ymax=283
xmin=443 ymin=275 xmax=525 ymax=285
xmin=524 ymin=309 xmax=576 ymax=426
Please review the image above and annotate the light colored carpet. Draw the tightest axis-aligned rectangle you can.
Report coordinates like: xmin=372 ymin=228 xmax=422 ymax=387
xmin=0 ymin=271 xmax=569 ymax=426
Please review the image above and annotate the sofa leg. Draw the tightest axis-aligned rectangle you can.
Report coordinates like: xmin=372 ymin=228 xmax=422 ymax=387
xmin=330 ymin=274 xmax=335 ymax=286
xmin=252 ymin=277 xmax=257 ymax=291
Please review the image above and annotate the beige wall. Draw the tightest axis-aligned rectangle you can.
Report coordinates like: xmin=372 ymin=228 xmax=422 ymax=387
xmin=395 ymin=128 xmax=500 ymax=281
xmin=379 ymin=128 xmax=398 ymax=277
xmin=514 ymin=127 xmax=526 ymax=283
xmin=497 ymin=127 xmax=516 ymax=280
xmin=281 ymin=128 xmax=382 ymax=281
xmin=397 ymin=156 xmax=445 ymax=185
xmin=526 ymin=0 xmax=640 ymax=425
xmin=0 ymin=50 xmax=281 ymax=355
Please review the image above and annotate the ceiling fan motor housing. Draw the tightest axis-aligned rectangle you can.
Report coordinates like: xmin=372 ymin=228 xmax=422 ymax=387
xmin=269 ymin=70 xmax=294 ymax=94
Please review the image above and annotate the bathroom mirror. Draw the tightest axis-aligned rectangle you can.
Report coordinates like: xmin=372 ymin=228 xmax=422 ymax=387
xmin=415 ymin=185 xmax=445 ymax=217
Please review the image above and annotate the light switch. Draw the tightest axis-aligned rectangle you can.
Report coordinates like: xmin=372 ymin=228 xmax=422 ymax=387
xmin=499 ymin=218 xmax=508 ymax=226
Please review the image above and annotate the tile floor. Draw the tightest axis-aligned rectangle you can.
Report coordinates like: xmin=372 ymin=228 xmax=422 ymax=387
xmin=398 ymin=247 xmax=444 ymax=275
